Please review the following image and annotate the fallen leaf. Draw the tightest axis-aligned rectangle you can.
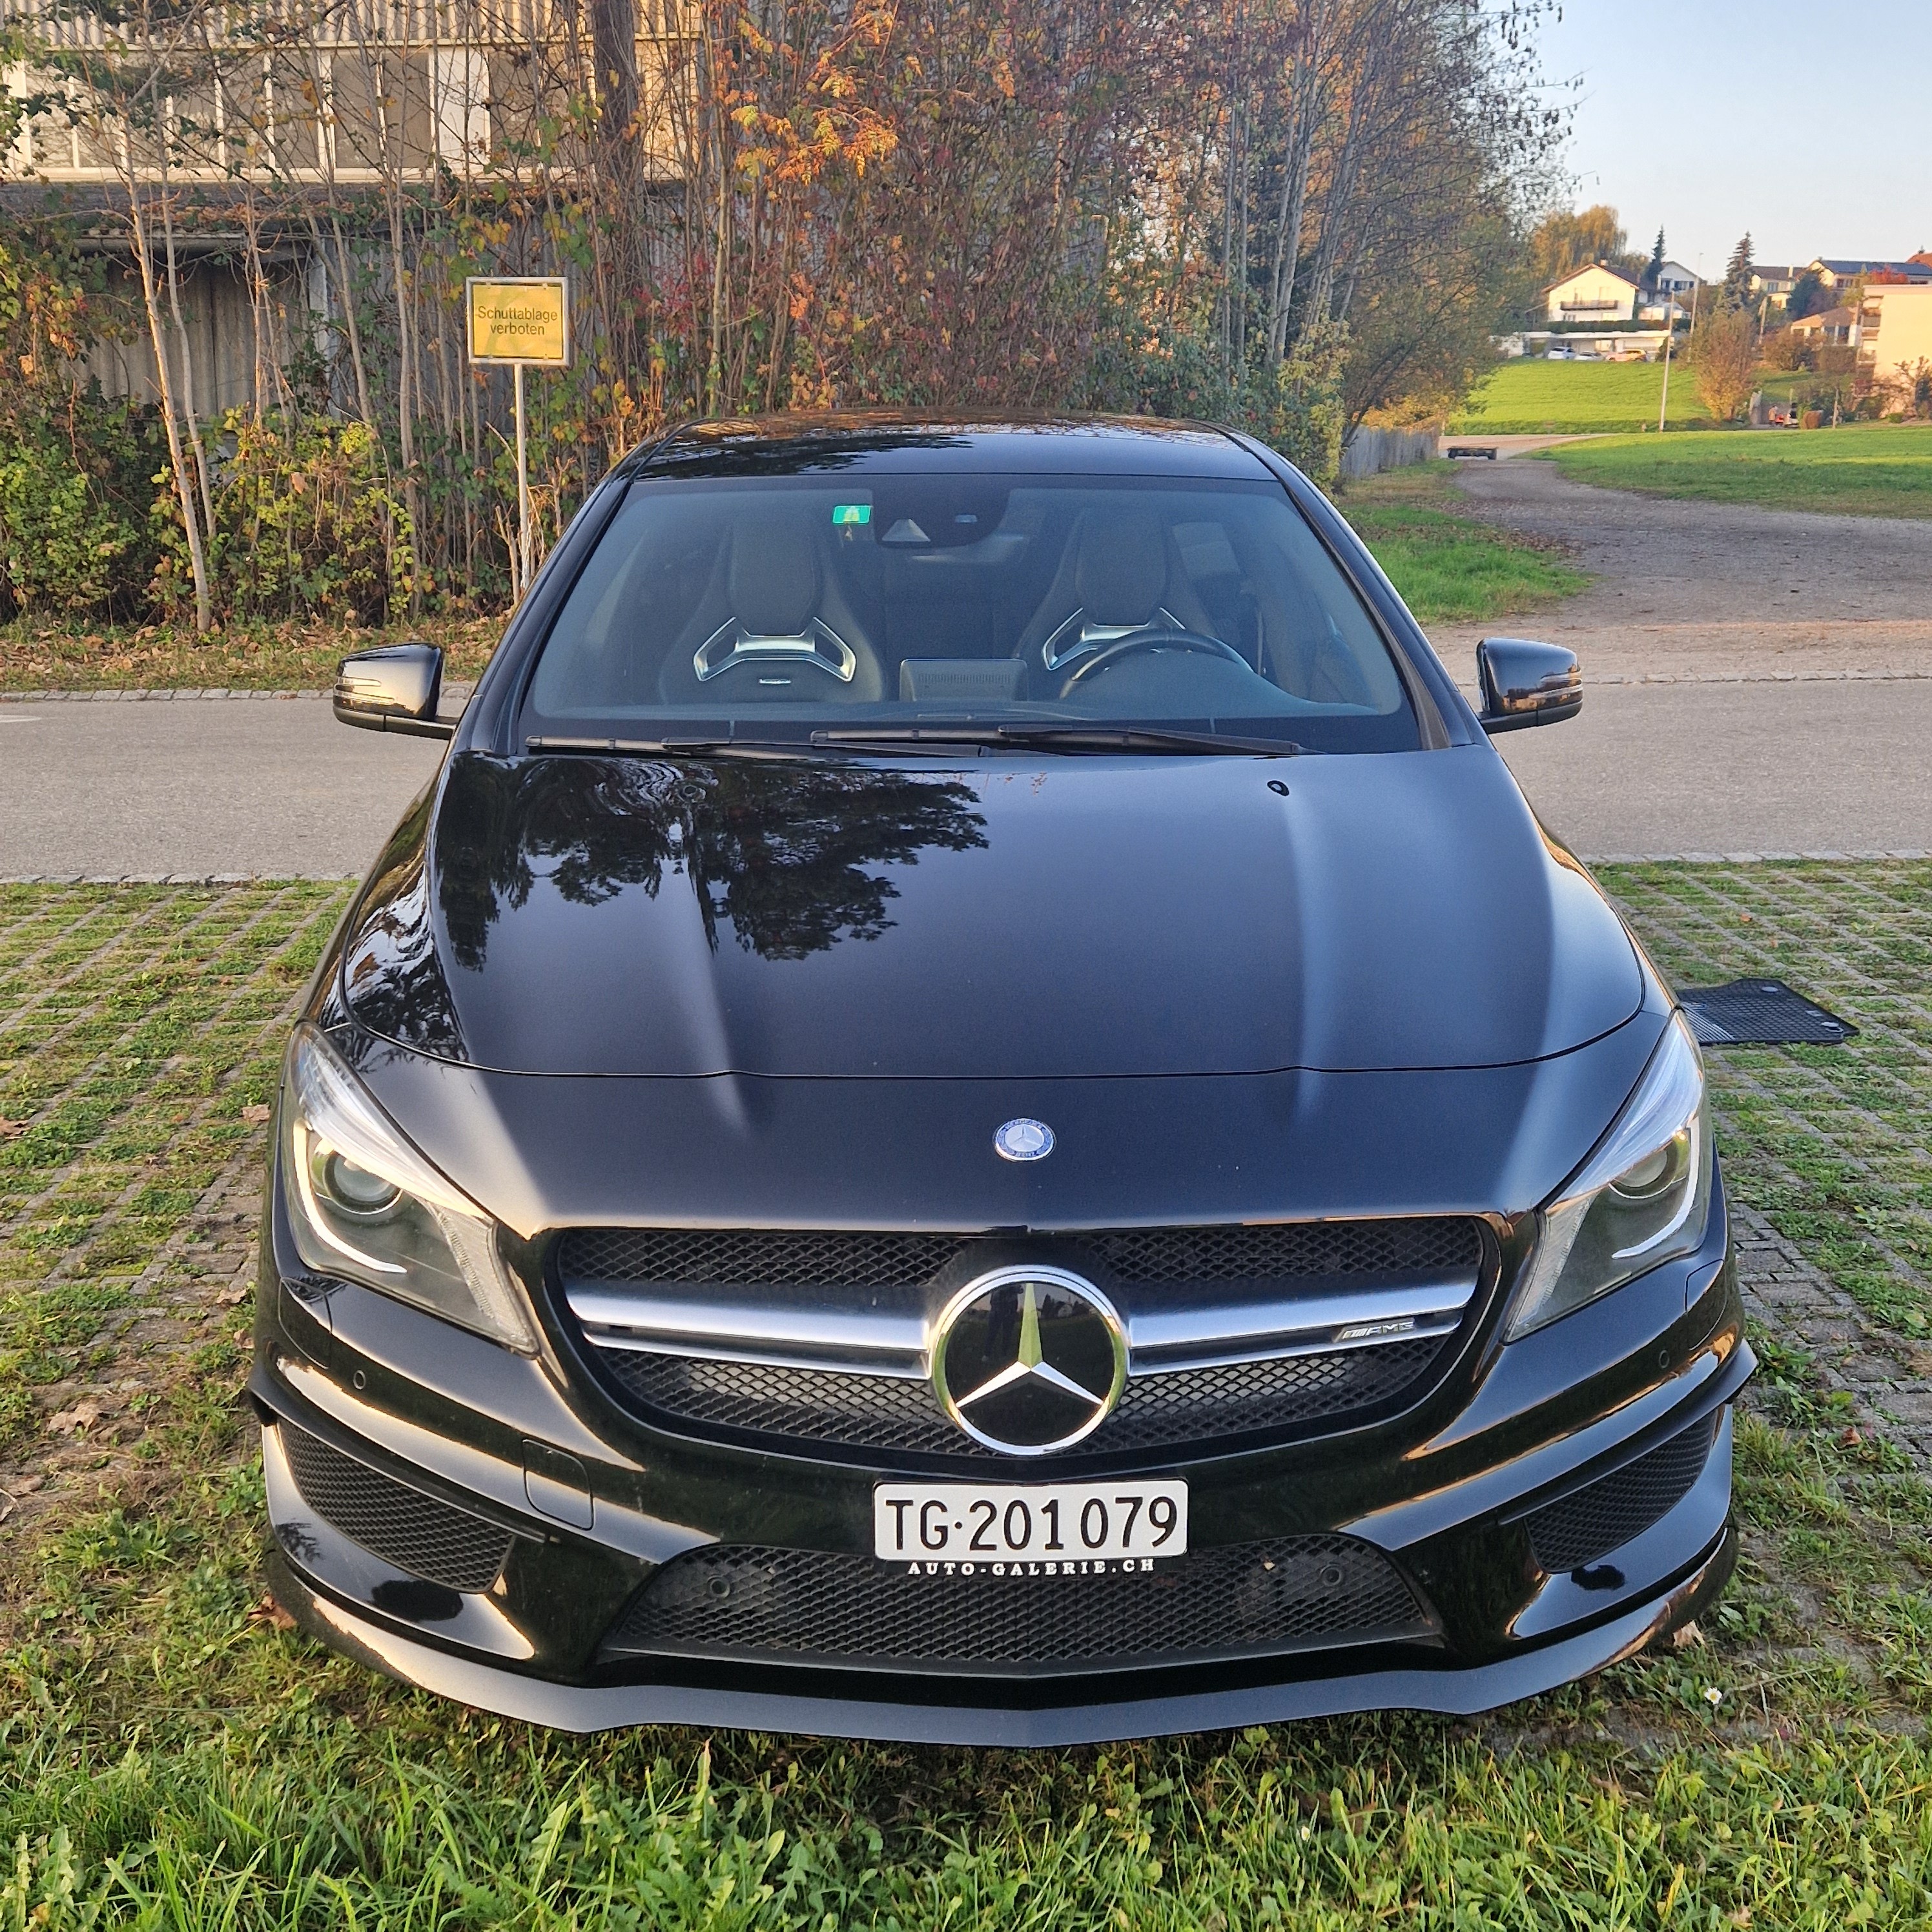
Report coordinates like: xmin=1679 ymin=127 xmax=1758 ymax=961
xmin=249 ymin=1592 xmax=299 ymax=1632
xmin=241 ymin=1103 xmax=272 ymax=1125
xmin=0 ymin=1118 xmax=24 ymax=1139
xmin=47 ymin=1399 xmax=105 ymax=1435
xmin=1840 ymin=1425 xmax=1863 ymax=1447
xmin=1670 ymin=1619 xmax=1705 ymax=1651
xmin=216 ymin=1282 xmax=252 ymax=1306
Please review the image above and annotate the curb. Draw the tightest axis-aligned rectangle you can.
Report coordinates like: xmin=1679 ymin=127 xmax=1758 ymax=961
xmin=1588 ymin=670 xmax=1932 ymax=686
xmin=0 ymin=873 xmax=360 ymax=886
xmin=0 ymin=687 xmax=326 ymax=702
xmin=7 ymin=854 xmax=1929 ymax=887
xmin=1583 ymin=850 xmax=1931 ymax=865
xmin=0 ymin=681 xmax=477 ymax=703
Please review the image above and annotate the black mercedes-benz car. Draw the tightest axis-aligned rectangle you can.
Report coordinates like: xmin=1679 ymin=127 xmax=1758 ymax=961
xmin=255 ymin=415 xmax=1747 ymax=1744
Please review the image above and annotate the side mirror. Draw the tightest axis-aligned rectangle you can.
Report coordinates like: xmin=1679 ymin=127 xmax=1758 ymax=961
xmin=333 ymin=643 xmax=453 ymax=739
xmin=1476 ymin=638 xmax=1581 ymax=734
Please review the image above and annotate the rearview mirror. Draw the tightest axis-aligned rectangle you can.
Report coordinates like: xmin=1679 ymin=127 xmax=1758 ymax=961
xmin=333 ymin=643 xmax=453 ymax=739
xmin=1475 ymin=638 xmax=1581 ymax=734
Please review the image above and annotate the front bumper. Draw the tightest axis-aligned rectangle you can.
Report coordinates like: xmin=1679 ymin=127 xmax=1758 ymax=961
xmin=267 ymin=1523 xmax=1737 ymax=1745
xmin=254 ymin=1155 xmax=1751 ymax=1741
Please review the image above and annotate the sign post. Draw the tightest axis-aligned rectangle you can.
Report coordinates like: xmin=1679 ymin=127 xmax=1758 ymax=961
xmin=466 ymin=276 xmax=571 ymax=597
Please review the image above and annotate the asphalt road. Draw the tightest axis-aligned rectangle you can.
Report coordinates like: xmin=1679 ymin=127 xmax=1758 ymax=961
xmin=0 ymin=697 xmax=446 ymax=879
xmin=1492 ymin=677 xmax=1932 ymax=858
xmin=3 ymin=676 xmax=1927 ymax=878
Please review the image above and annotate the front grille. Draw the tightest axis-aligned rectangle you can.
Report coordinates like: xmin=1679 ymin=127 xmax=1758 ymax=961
xmin=560 ymin=1218 xmax=1480 ymax=1294
xmin=278 ymin=1422 xmax=514 ymax=1593
xmin=596 ymin=1337 xmax=1448 ymax=1460
xmin=1521 ymin=1418 xmax=1718 ymax=1574
xmin=566 ymin=1217 xmax=1483 ymax=1463
xmin=606 ymin=1534 xmax=1433 ymax=1674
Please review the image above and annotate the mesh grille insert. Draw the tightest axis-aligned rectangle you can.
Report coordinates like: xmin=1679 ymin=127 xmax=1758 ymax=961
xmin=560 ymin=1219 xmax=1481 ymax=1295
xmin=607 ymin=1534 xmax=1432 ymax=1674
xmin=562 ymin=1228 xmax=956 ymax=1292
xmin=596 ymin=1337 xmax=1448 ymax=1461
xmin=279 ymin=1423 xmax=514 ymax=1593
xmin=1522 ymin=1419 xmax=1718 ymax=1574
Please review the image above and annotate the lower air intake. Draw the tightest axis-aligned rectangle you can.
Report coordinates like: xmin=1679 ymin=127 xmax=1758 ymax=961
xmin=278 ymin=1422 xmax=513 ymax=1594
xmin=605 ymin=1534 xmax=1434 ymax=1675
xmin=1521 ymin=1417 xmax=1718 ymax=1575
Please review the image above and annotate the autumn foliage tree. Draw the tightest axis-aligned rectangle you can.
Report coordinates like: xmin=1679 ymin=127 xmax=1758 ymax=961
xmin=3 ymin=0 xmax=1559 ymax=622
xmin=1690 ymin=308 xmax=1759 ymax=422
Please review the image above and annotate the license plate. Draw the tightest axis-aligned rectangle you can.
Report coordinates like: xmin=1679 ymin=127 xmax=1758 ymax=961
xmin=873 ymin=1479 xmax=1188 ymax=1572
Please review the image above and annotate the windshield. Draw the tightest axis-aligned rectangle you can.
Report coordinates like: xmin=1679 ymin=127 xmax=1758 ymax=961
xmin=523 ymin=473 xmax=1418 ymax=752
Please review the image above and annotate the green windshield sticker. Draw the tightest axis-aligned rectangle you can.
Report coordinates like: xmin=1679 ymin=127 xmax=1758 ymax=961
xmin=832 ymin=503 xmax=872 ymax=526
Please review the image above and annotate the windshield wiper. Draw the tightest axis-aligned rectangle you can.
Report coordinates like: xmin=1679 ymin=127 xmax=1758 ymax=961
xmin=812 ymin=723 xmax=1305 ymax=757
xmin=524 ymin=734 xmax=858 ymax=759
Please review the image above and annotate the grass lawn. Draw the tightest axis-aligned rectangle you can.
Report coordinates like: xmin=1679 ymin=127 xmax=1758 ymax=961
xmin=1339 ymin=463 xmax=1588 ymax=624
xmin=1547 ymin=424 xmax=1932 ymax=520
xmin=0 ymin=612 xmax=502 ymax=694
xmin=7 ymin=866 xmax=1932 ymax=1926
xmin=1449 ymin=356 xmax=1712 ymax=435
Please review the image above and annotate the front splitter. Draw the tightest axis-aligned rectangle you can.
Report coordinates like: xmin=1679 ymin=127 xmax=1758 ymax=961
xmin=267 ymin=1526 xmax=1734 ymax=1746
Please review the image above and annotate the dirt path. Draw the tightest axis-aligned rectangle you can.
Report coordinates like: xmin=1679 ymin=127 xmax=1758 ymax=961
xmin=1434 ymin=455 xmax=1932 ymax=683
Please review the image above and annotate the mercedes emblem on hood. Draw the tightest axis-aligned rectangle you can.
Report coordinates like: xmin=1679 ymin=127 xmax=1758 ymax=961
xmin=993 ymin=1117 xmax=1054 ymax=1162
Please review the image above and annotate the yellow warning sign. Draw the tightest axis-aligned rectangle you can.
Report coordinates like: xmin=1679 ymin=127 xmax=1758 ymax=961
xmin=466 ymin=277 xmax=570 ymax=367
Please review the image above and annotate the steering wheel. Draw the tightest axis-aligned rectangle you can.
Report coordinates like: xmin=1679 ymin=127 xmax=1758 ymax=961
xmin=1057 ymin=628 xmax=1251 ymax=696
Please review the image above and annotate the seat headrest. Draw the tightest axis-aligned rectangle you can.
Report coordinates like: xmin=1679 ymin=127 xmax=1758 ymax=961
xmin=729 ymin=519 xmax=821 ymax=636
xmin=1074 ymin=507 xmax=1169 ymax=627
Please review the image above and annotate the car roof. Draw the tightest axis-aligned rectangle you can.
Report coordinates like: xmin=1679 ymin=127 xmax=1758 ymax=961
xmin=630 ymin=413 xmax=1275 ymax=480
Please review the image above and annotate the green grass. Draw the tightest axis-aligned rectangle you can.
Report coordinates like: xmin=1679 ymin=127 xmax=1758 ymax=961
xmin=6 ymin=872 xmax=1932 ymax=1926
xmin=0 ymin=612 xmax=501 ymax=693
xmin=1338 ymin=464 xmax=1588 ymax=624
xmin=1448 ymin=356 xmax=1712 ymax=434
xmin=1547 ymin=424 xmax=1932 ymax=520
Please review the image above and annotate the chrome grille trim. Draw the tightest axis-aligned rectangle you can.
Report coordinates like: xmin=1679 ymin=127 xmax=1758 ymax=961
xmin=571 ymin=1275 xmax=1476 ymax=1379
xmin=569 ymin=1290 xmax=930 ymax=1378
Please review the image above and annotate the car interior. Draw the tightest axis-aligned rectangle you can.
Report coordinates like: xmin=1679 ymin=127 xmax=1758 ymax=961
xmin=524 ymin=476 xmax=1415 ymax=741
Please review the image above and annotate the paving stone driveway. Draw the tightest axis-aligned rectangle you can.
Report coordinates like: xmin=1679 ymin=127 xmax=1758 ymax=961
xmin=1732 ymin=1204 xmax=1932 ymax=1465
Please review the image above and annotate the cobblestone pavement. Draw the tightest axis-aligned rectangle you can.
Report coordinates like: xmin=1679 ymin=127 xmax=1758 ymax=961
xmin=0 ymin=882 xmax=350 ymax=1550
xmin=1608 ymin=861 xmax=1932 ymax=1470
xmin=1732 ymin=1203 xmax=1932 ymax=1464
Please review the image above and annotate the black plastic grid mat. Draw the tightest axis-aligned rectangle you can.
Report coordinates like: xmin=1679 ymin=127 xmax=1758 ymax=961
xmin=1676 ymin=979 xmax=1857 ymax=1047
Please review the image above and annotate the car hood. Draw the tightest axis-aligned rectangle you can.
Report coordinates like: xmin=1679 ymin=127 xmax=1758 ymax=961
xmin=339 ymin=745 xmax=1642 ymax=1078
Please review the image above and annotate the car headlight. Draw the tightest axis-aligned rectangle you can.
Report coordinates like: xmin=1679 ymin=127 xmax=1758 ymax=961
xmin=1505 ymin=1012 xmax=1713 ymax=1340
xmin=280 ymin=1023 xmax=537 ymax=1353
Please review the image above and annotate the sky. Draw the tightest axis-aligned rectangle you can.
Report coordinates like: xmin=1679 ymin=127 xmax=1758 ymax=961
xmin=1536 ymin=0 xmax=1932 ymax=276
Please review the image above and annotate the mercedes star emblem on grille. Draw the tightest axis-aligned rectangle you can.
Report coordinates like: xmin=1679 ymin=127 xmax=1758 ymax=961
xmin=930 ymin=1266 xmax=1127 ymax=1454
xmin=993 ymin=1117 xmax=1054 ymax=1162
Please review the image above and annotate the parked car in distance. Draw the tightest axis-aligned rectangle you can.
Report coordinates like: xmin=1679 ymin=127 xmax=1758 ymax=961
xmin=258 ymin=415 xmax=1745 ymax=1744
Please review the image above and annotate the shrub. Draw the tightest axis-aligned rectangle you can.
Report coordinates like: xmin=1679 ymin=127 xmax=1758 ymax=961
xmin=207 ymin=413 xmax=415 ymax=626
xmin=1688 ymin=309 xmax=1758 ymax=421
xmin=0 ymin=231 xmax=165 ymax=622
xmin=0 ymin=395 xmax=167 ymax=621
